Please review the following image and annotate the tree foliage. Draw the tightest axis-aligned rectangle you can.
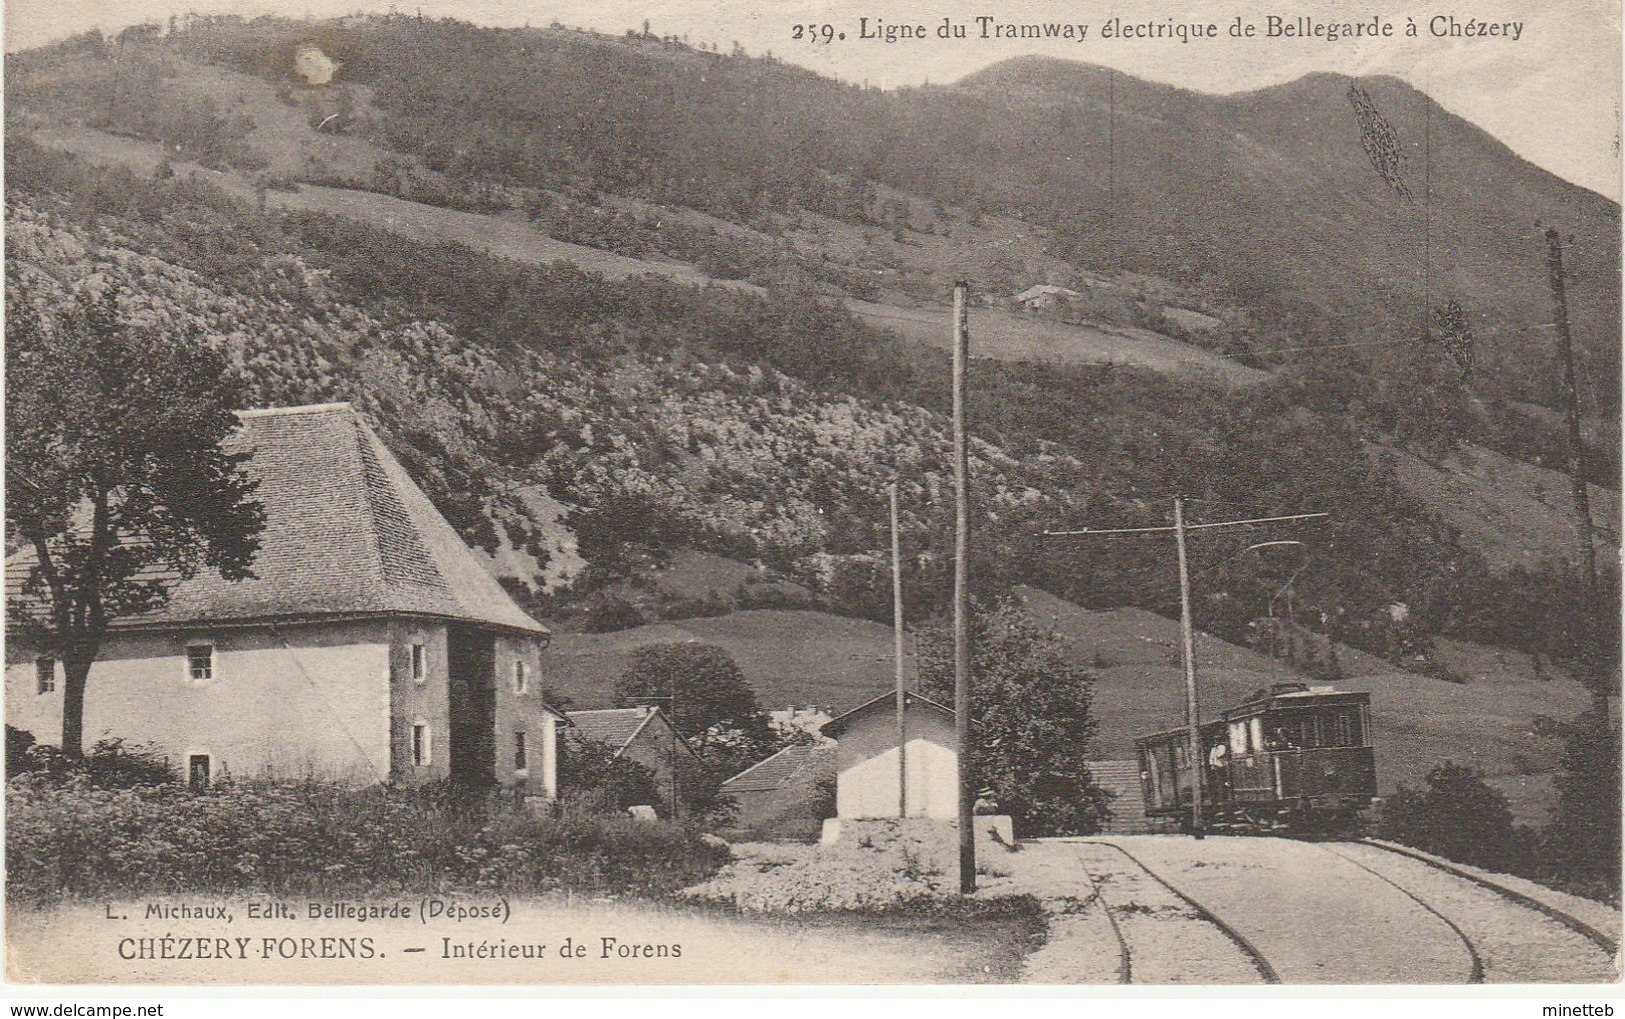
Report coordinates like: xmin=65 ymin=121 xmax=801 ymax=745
xmin=1378 ymin=760 xmax=1523 ymax=871
xmin=614 ymin=642 xmax=771 ymax=759
xmin=554 ymin=736 xmax=663 ymax=816
xmin=5 ymin=284 xmax=265 ymax=757
xmin=917 ymin=599 xmax=1109 ymax=837
xmin=1545 ymin=707 xmax=1622 ymax=896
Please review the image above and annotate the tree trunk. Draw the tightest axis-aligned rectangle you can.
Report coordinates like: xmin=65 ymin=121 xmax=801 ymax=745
xmin=60 ymin=651 xmax=95 ymax=760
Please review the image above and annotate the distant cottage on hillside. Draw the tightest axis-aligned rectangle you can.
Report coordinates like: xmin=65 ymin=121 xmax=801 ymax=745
xmin=1013 ymin=284 xmax=1084 ymax=312
xmin=5 ymin=403 xmax=563 ymax=795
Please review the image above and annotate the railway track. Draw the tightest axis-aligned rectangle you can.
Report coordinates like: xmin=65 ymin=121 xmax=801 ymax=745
xmin=1331 ymin=840 xmax=1619 ymax=984
xmin=1094 ymin=839 xmax=1281 ymax=984
xmin=1356 ymin=839 xmax=1620 ymax=956
xmin=1073 ymin=861 xmax=1133 ymax=984
xmin=1023 ymin=835 xmax=1617 ymax=984
xmin=1317 ymin=842 xmax=1483 ymax=983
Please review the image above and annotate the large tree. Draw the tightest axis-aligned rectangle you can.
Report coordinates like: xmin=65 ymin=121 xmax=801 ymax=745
xmin=614 ymin=641 xmax=770 ymax=760
xmin=6 ymin=284 xmax=265 ymax=759
xmin=918 ymin=598 xmax=1110 ymax=837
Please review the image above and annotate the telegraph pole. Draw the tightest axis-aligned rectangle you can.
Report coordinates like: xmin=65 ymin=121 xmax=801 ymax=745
xmin=1045 ymin=509 xmax=1328 ymax=839
xmin=952 ymin=281 xmax=975 ymax=894
xmin=1173 ymin=497 xmax=1205 ymax=839
xmin=891 ymin=482 xmax=908 ymax=819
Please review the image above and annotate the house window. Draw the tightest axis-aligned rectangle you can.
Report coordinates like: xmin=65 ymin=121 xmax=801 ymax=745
xmin=188 ymin=754 xmax=211 ymax=793
xmin=412 ymin=722 xmax=432 ymax=767
xmin=35 ymin=656 xmax=55 ymax=695
xmin=186 ymin=644 xmax=214 ymax=682
xmin=513 ymin=660 xmax=528 ymax=695
xmin=410 ymin=643 xmax=426 ymax=683
xmin=513 ymin=731 xmax=528 ymax=774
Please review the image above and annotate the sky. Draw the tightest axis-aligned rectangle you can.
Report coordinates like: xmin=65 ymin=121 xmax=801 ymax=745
xmin=4 ymin=0 xmax=1620 ymax=197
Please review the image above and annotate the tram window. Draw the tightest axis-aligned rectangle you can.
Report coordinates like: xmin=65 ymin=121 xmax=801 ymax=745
xmin=1229 ymin=721 xmax=1248 ymax=755
xmin=1301 ymin=717 xmax=1322 ymax=748
xmin=1329 ymin=712 xmax=1361 ymax=747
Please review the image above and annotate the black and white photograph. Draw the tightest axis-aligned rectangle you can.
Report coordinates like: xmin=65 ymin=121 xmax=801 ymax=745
xmin=2 ymin=0 xmax=1620 ymax=997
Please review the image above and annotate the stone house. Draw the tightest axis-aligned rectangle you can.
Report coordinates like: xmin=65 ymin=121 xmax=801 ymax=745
xmin=5 ymin=402 xmax=563 ymax=796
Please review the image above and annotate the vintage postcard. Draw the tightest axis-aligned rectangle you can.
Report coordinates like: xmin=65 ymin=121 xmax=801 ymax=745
xmin=2 ymin=0 xmax=1620 ymax=998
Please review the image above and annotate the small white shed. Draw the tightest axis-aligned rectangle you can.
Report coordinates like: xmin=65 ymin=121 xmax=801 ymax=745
xmin=823 ymin=691 xmax=958 ymax=820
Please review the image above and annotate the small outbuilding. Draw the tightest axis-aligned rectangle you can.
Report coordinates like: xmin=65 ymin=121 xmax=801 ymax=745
xmin=823 ymin=691 xmax=957 ymax=820
xmin=1013 ymin=284 xmax=1084 ymax=313
xmin=565 ymin=706 xmax=698 ymax=799
xmin=720 ymin=740 xmax=837 ymax=839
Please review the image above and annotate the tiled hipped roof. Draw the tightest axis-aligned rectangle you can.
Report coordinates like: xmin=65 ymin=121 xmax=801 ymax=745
xmin=8 ymin=403 xmax=546 ymax=635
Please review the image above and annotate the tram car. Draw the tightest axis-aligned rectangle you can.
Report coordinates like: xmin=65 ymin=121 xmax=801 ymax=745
xmin=1135 ymin=682 xmax=1377 ymax=834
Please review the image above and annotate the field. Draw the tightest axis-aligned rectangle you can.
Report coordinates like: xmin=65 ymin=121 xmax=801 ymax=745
xmin=1011 ymin=586 xmax=1590 ymax=811
xmin=30 ymin=122 xmax=1263 ymax=385
xmin=547 ymin=608 xmax=899 ymax=715
xmin=550 ymin=582 xmax=1589 ymax=820
xmin=849 ymin=299 xmax=1266 ymax=384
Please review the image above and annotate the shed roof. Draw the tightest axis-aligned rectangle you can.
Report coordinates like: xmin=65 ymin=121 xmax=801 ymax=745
xmin=821 ymin=690 xmax=954 ymax=738
xmin=6 ymin=403 xmax=547 ymax=636
xmin=722 ymin=741 xmax=836 ymax=794
xmin=1013 ymin=284 xmax=1083 ymax=303
xmin=565 ymin=707 xmax=703 ymax=763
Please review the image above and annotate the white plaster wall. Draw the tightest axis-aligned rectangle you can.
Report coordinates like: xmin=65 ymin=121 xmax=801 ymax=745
xmin=5 ymin=621 xmax=391 ymax=785
xmin=835 ymin=710 xmax=959 ymax=820
xmin=836 ymin=737 xmax=958 ymax=819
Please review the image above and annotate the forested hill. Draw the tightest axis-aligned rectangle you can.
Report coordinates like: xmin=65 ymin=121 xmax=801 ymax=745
xmin=10 ymin=16 xmax=1615 ymax=419
xmin=4 ymin=14 xmax=1619 ymax=684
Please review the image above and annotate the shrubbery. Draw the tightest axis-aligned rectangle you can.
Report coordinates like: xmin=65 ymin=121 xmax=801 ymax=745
xmin=1379 ymin=747 xmax=1621 ymax=905
xmin=1378 ymin=761 xmax=1532 ymax=873
xmin=6 ymin=727 xmax=175 ymax=789
xmin=6 ymin=776 xmax=728 ymax=904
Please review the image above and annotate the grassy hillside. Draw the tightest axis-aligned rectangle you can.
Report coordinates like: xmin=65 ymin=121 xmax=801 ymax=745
xmin=547 ymin=609 xmax=900 ymax=715
xmin=6 ymin=15 xmax=1619 ymax=697
xmin=544 ymin=592 xmax=1589 ymax=820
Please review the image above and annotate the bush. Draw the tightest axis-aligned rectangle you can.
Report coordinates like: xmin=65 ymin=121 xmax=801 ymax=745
xmin=555 ymin=737 xmax=664 ymax=816
xmin=1377 ymin=760 xmax=1525 ymax=872
xmin=582 ymin=593 xmax=645 ymax=633
xmin=5 ymin=777 xmax=729 ymax=904
xmin=6 ymin=730 xmax=174 ymax=788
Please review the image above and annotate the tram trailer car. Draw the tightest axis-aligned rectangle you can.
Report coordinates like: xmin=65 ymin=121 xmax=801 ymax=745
xmin=1136 ymin=683 xmax=1377 ymax=834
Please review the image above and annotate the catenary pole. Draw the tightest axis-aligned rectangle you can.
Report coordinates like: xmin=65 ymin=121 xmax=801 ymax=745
xmin=952 ymin=281 xmax=975 ymax=894
xmin=891 ymin=482 xmax=908 ymax=819
xmin=1544 ymin=228 xmax=1599 ymax=612
xmin=1173 ymin=497 xmax=1205 ymax=839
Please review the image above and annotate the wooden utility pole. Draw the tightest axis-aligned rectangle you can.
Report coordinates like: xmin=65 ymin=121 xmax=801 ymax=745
xmin=1044 ymin=509 xmax=1328 ymax=839
xmin=952 ymin=281 xmax=975 ymax=894
xmin=891 ymin=482 xmax=908 ymax=819
xmin=1172 ymin=497 xmax=1205 ymax=839
xmin=1544 ymin=227 xmax=1599 ymax=610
